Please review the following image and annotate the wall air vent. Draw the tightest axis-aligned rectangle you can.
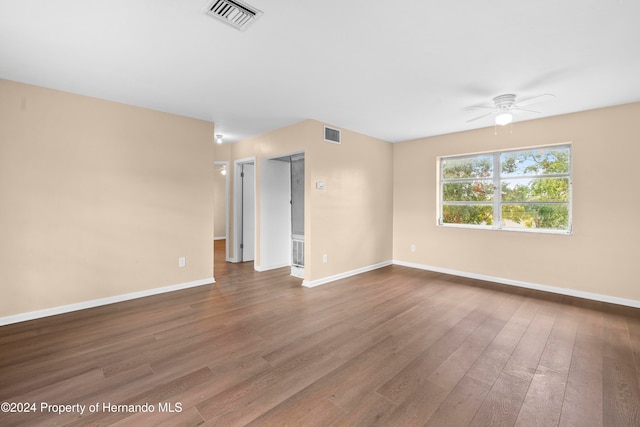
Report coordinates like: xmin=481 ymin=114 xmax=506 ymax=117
xmin=203 ymin=0 xmax=263 ymax=31
xmin=324 ymin=126 xmax=341 ymax=144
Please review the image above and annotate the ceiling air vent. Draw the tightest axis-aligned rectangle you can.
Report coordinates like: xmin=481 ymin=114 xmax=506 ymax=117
xmin=203 ymin=0 xmax=263 ymax=31
xmin=324 ymin=126 xmax=341 ymax=144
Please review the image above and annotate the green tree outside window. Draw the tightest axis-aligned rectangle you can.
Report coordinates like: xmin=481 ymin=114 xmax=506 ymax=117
xmin=440 ymin=146 xmax=571 ymax=232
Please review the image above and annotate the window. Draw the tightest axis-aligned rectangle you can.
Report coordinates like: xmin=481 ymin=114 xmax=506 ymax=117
xmin=439 ymin=144 xmax=571 ymax=233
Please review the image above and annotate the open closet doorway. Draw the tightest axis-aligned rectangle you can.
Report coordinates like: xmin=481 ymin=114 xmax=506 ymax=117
xmin=233 ymin=158 xmax=256 ymax=263
xmin=213 ymin=161 xmax=229 ymax=261
xmin=261 ymin=153 xmax=304 ymax=278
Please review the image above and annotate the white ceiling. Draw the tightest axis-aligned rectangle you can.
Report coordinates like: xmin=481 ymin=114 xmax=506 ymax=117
xmin=1 ymin=0 xmax=639 ymax=143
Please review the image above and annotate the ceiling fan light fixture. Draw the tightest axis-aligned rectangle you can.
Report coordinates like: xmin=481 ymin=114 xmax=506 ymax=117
xmin=467 ymin=93 xmax=554 ymax=126
xmin=495 ymin=112 xmax=513 ymax=126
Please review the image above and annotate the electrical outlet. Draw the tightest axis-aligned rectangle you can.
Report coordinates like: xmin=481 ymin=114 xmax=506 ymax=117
xmin=178 ymin=257 xmax=186 ymax=267
xmin=322 ymin=253 xmax=328 ymax=263
xmin=410 ymin=244 xmax=416 ymax=253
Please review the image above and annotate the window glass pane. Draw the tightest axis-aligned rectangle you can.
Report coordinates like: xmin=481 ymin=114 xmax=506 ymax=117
xmin=443 ymin=205 xmax=493 ymax=225
xmin=502 ymin=177 xmax=570 ymax=202
xmin=501 ymin=147 xmax=570 ymax=177
xmin=443 ymin=181 xmax=494 ymax=202
xmin=439 ymin=145 xmax=571 ymax=233
xmin=501 ymin=204 xmax=570 ymax=230
xmin=442 ymin=155 xmax=493 ymax=179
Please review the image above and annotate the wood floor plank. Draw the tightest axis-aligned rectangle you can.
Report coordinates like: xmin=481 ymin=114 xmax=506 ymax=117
xmin=111 ymin=405 xmax=206 ymax=427
xmin=514 ymin=306 xmax=578 ymax=426
xmin=427 ymin=292 xmax=522 ymax=391
xmin=375 ymin=380 xmax=449 ymax=427
xmin=376 ymin=305 xmax=489 ymax=404
xmin=424 ymin=376 xmax=490 ymax=427
xmin=602 ymin=311 xmax=640 ymax=426
xmin=500 ymin=309 xmax=556 ymax=381
xmin=559 ymin=306 xmax=611 ymax=427
xmin=603 ymin=355 xmax=640 ymax=426
xmin=469 ymin=371 xmax=531 ymax=427
xmin=0 ymin=334 xmax=157 ymax=399
xmin=514 ymin=365 xmax=567 ymax=426
xmin=1 ymin=240 xmax=639 ymax=426
xmin=629 ymin=317 xmax=640 ymax=394
xmin=375 ymin=287 xmax=498 ymax=404
xmin=67 ymin=367 xmax=215 ymax=427
xmin=468 ymin=391 xmax=521 ymax=427
xmin=330 ymin=278 xmax=471 ymax=361
xmin=328 ymin=393 xmax=394 ymax=427
xmin=428 ymin=316 xmax=506 ymax=391
xmin=194 ymin=347 xmax=344 ymax=425
xmin=465 ymin=297 xmax=540 ymax=387
xmin=469 ymin=306 xmax=556 ymax=427
xmin=247 ymin=394 xmax=345 ymax=427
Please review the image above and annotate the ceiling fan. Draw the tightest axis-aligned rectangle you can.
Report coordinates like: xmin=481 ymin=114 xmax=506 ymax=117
xmin=466 ymin=93 xmax=555 ymax=126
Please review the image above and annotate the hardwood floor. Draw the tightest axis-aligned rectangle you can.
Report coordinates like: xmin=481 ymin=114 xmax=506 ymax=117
xmin=1 ymin=240 xmax=639 ymax=426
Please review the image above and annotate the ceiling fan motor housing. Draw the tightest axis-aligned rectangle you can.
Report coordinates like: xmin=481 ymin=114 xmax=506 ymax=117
xmin=493 ymin=94 xmax=516 ymax=109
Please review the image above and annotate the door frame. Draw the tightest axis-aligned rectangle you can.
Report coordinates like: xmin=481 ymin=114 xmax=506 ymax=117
xmin=259 ymin=151 xmax=305 ymax=271
xmin=214 ymin=160 xmax=230 ymax=262
xmin=233 ymin=157 xmax=256 ymax=263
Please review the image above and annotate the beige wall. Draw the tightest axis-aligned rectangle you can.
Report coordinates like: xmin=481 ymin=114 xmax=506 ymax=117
xmin=222 ymin=119 xmax=394 ymax=282
xmin=393 ymin=103 xmax=640 ymax=302
xmin=4 ymin=76 xmax=636 ymax=320
xmin=0 ymin=79 xmax=215 ymax=318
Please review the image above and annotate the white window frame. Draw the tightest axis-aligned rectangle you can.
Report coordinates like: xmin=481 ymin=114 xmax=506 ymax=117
xmin=438 ymin=143 xmax=572 ymax=234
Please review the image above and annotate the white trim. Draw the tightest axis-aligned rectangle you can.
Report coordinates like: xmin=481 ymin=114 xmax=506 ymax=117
xmin=234 ymin=157 xmax=257 ymax=264
xmin=291 ymin=265 xmax=304 ymax=279
xmin=393 ymin=260 xmax=640 ymax=309
xmin=302 ymin=261 xmax=392 ymax=288
xmin=0 ymin=278 xmax=215 ymax=326
xmin=214 ymin=236 xmax=226 ymax=241
xmin=254 ymin=263 xmax=290 ymax=272
xmin=265 ymin=150 xmax=305 ymax=161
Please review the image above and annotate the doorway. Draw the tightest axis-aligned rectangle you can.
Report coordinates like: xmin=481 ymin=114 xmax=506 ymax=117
xmin=213 ymin=160 xmax=229 ymax=261
xmin=261 ymin=153 xmax=305 ymax=278
xmin=234 ymin=158 xmax=256 ymax=263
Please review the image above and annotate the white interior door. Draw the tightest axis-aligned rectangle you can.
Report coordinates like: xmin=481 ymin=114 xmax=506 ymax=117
xmin=241 ymin=163 xmax=255 ymax=262
xmin=260 ymin=158 xmax=291 ymax=269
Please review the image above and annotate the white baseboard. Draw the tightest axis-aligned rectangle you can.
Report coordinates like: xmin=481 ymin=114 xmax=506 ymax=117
xmin=0 ymin=277 xmax=215 ymax=326
xmin=291 ymin=265 xmax=304 ymax=279
xmin=393 ymin=260 xmax=640 ymax=309
xmin=302 ymin=261 xmax=392 ymax=288
xmin=254 ymin=263 xmax=290 ymax=272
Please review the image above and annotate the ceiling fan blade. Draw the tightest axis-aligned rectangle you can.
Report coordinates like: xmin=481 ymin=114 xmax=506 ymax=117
xmin=466 ymin=111 xmax=495 ymax=122
xmin=466 ymin=104 xmax=495 ymax=110
xmin=517 ymin=93 xmax=555 ymax=107
xmin=511 ymin=107 xmax=541 ymax=114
